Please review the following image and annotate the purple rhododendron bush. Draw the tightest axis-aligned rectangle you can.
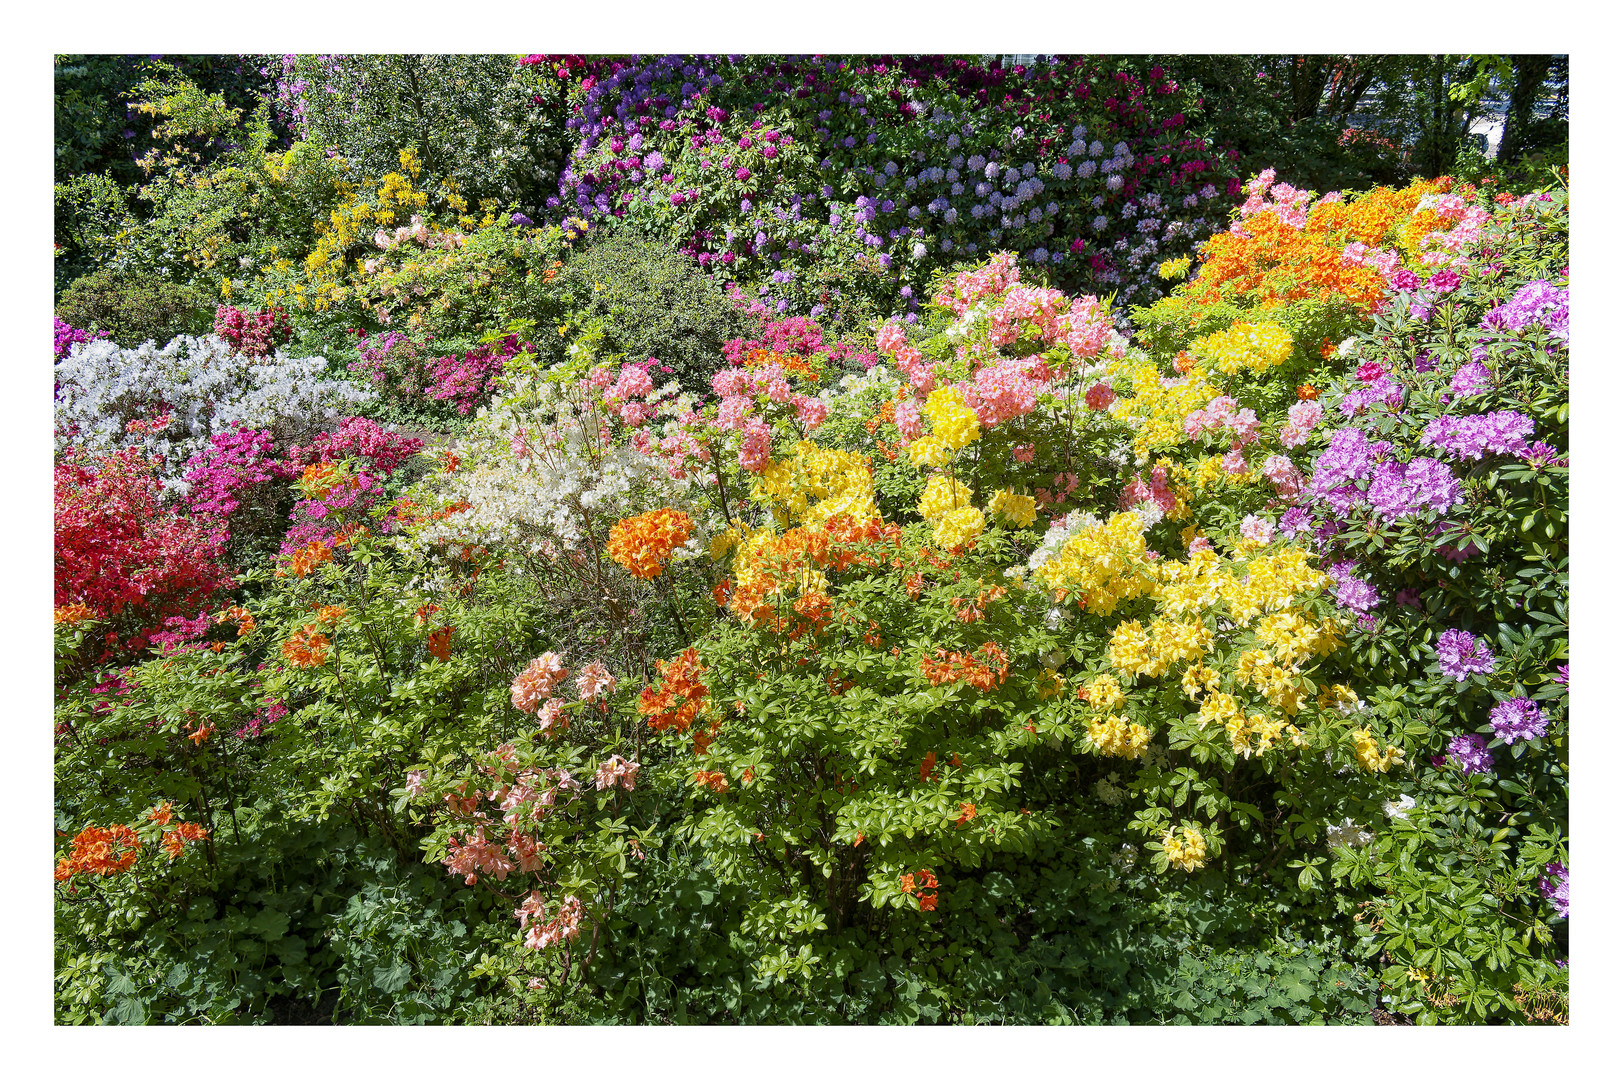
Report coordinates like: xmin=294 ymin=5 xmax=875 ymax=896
xmin=54 ymin=54 xmax=1567 ymax=1027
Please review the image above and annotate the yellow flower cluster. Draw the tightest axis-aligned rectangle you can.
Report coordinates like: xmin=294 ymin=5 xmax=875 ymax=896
xmin=754 ymin=441 xmax=878 ymax=526
xmin=1163 ymin=826 xmax=1207 ymax=872
xmin=1035 ymin=513 xmax=1161 ymax=615
xmin=932 ymin=506 xmax=986 ymax=551
xmin=909 ymin=385 xmax=980 ymax=465
xmin=1351 ymin=728 xmax=1406 ymax=773
xmin=988 ymin=488 xmax=1037 ymax=528
xmin=1106 ymin=359 xmax=1219 ymax=457
xmin=917 ymin=474 xmax=974 ymax=522
xmin=1085 ymin=674 xmax=1125 ymax=711
xmin=1219 ymin=547 xmax=1328 ymax=624
xmin=1088 ymin=715 xmax=1153 ymax=759
xmin=1191 ymin=321 xmax=1294 ymax=375
xmin=1157 ymin=255 xmax=1193 ymax=280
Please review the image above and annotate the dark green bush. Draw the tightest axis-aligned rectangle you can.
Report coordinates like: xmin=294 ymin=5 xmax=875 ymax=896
xmin=56 ymin=267 xmax=215 ymax=348
xmin=555 ymin=231 xmax=749 ymax=397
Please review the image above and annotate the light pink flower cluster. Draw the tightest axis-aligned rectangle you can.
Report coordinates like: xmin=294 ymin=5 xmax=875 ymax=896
xmin=1184 ymin=395 xmax=1260 ymax=445
xmin=875 ymin=322 xmax=939 ymax=393
xmin=986 ymin=284 xmax=1070 ymax=346
xmin=1239 ymin=513 xmax=1275 ymax=545
xmin=964 ymin=356 xmax=1051 ymax=427
xmin=1036 ymin=470 xmax=1080 ymax=509
xmin=1279 ymin=399 xmax=1324 ymax=448
xmin=511 ymin=653 xmax=569 ymax=713
xmin=1261 ymin=454 xmax=1305 ymax=496
xmin=444 ymin=827 xmax=515 ymax=885
xmin=1118 ymin=464 xmax=1179 ymax=516
xmin=518 ymin=893 xmax=583 ymax=951
xmin=739 ymin=417 xmax=773 ymax=472
xmin=593 ymin=755 xmax=641 ymax=791
xmin=1233 ymin=169 xmax=1313 ymax=230
xmin=577 ymin=661 xmax=618 ymax=702
xmin=405 ymin=770 xmax=427 ymax=798
xmin=933 ymin=251 xmax=1023 ymax=315
xmin=1341 ymin=241 xmax=1402 ymax=278
xmin=602 ymin=363 xmax=658 ymax=428
xmin=1084 ymin=382 xmax=1117 ymax=411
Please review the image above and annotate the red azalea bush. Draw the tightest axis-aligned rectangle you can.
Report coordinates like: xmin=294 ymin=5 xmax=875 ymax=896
xmin=55 ymin=446 xmax=233 ymax=655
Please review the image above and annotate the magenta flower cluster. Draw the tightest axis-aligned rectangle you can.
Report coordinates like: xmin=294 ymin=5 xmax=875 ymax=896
xmin=1488 ymin=697 xmax=1548 ymax=743
xmin=1481 ymin=279 xmax=1568 ymax=341
xmin=54 ymin=317 xmax=108 ymax=360
xmin=1446 ymin=733 xmax=1495 ymax=776
xmin=289 ymin=417 xmax=424 ymax=475
xmin=1421 ymin=410 xmax=1536 ymax=461
xmin=1434 ymin=628 xmax=1496 ymax=682
xmin=182 ymin=428 xmax=299 ymax=519
xmin=214 ymin=304 xmax=293 ymax=357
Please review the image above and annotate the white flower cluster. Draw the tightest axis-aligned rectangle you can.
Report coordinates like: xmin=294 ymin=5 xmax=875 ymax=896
xmin=54 ymin=334 xmax=374 ymax=492
xmin=413 ymin=371 xmax=701 ymax=558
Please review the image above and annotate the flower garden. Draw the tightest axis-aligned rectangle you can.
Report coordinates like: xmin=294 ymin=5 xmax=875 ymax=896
xmin=53 ymin=54 xmax=1568 ymax=1026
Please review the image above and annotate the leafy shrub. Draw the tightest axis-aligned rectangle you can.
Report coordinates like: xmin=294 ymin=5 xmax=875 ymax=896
xmin=551 ymin=231 xmax=749 ymax=396
xmin=55 ymin=267 xmax=214 ymax=347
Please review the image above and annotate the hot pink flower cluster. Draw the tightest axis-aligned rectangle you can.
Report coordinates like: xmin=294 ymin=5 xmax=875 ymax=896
xmin=214 ymin=304 xmax=292 ymax=357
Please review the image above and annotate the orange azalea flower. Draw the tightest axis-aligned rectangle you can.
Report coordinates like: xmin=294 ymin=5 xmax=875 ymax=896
xmin=1297 ymin=384 xmax=1320 ymax=401
xmin=215 ymin=605 xmax=256 ymax=636
xmin=955 ymin=802 xmax=978 ymax=826
xmin=919 ymin=752 xmax=937 ymax=783
xmin=607 ymin=507 xmax=695 ymax=579
xmin=314 ymin=605 xmax=347 ymax=625
xmin=693 ymin=769 xmax=729 ymax=793
xmin=282 ymin=625 xmax=331 ymax=668
xmin=187 ymin=722 xmax=215 ymax=745
xmin=147 ymin=803 xmax=174 ymax=827
xmin=919 ymin=894 xmax=938 ymax=911
xmin=54 ymin=602 xmax=95 ymax=626
xmin=637 ymin=648 xmax=710 ymax=733
xmin=56 ymin=824 xmax=141 ymax=878
xmin=900 ymin=872 xmax=916 ymax=895
xmin=426 ymin=626 xmax=454 ymax=661
xmin=413 ymin=603 xmax=440 ymax=628
xmin=277 ymin=539 xmax=333 ymax=579
xmin=1173 ymin=350 xmax=1197 ymax=374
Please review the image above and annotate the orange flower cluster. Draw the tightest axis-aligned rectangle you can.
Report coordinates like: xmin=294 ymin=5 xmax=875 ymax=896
xmin=694 ymin=769 xmax=730 ymax=793
xmin=1298 ymin=384 xmax=1320 ymax=401
xmin=1187 ymin=180 xmax=1448 ymax=316
xmin=426 ymin=626 xmax=454 ymax=661
xmin=919 ymin=642 xmax=1010 ymax=691
xmin=161 ymin=821 xmax=209 ymax=859
xmin=744 ymin=347 xmax=817 ymax=382
xmin=728 ymin=516 xmax=901 ymax=631
xmin=313 ymin=605 xmax=347 ymax=625
xmin=282 ymin=625 xmax=331 ymax=668
xmin=54 ymin=602 xmax=94 ymax=626
xmin=299 ymin=462 xmax=347 ymax=500
xmin=899 ymin=868 xmax=940 ymax=911
xmin=54 ymin=824 xmax=140 ymax=880
xmin=413 ymin=603 xmax=441 ymax=628
xmin=607 ymin=507 xmax=695 ymax=579
xmin=950 ymin=585 xmax=1007 ymax=625
xmin=955 ymin=802 xmax=978 ymax=826
xmin=637 ymin=648 xmax=710 ymax=733
xmin=215 ymin=605 xmax=256 ymax=636
xmin=277 ymin=539 xmax=333 ymax=579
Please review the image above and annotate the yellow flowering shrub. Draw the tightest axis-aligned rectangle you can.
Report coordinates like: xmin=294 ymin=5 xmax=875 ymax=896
xmin=1105 ymin=358 xmax=1219 ymax=456
xmin=753 ymin=442 xmax=878 ymax=527
xmin=988 ymin=488 xmax=1037 ymax=528
xmin=1190 ymin=321 xmax=1294 ymax=375
xmin=1033 ymin=512 xmax=1161 ymax=615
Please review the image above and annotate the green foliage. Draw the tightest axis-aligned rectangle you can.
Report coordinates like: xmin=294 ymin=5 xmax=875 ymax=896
xmin=551 ymin=231 xmax=750 ymax=396
xmin=291 ymin=55 xmax=570 ymax=217
xmin=55 ymin=266 xmax=213 ymax=346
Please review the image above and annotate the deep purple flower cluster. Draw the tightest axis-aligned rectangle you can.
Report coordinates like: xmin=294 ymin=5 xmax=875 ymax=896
xmin=1421 ymin=410 xmax=1536 ymax=461
xmin=1538 ymin=861 xmax=1569 ymax=918
xmin=1446 ymin=733 xmax=1495 ymax=775
xmin=1488 ymin=697 xmax=1548 ymax=743
xmin=1434 ymin=628 xmax=1496 ymax=682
